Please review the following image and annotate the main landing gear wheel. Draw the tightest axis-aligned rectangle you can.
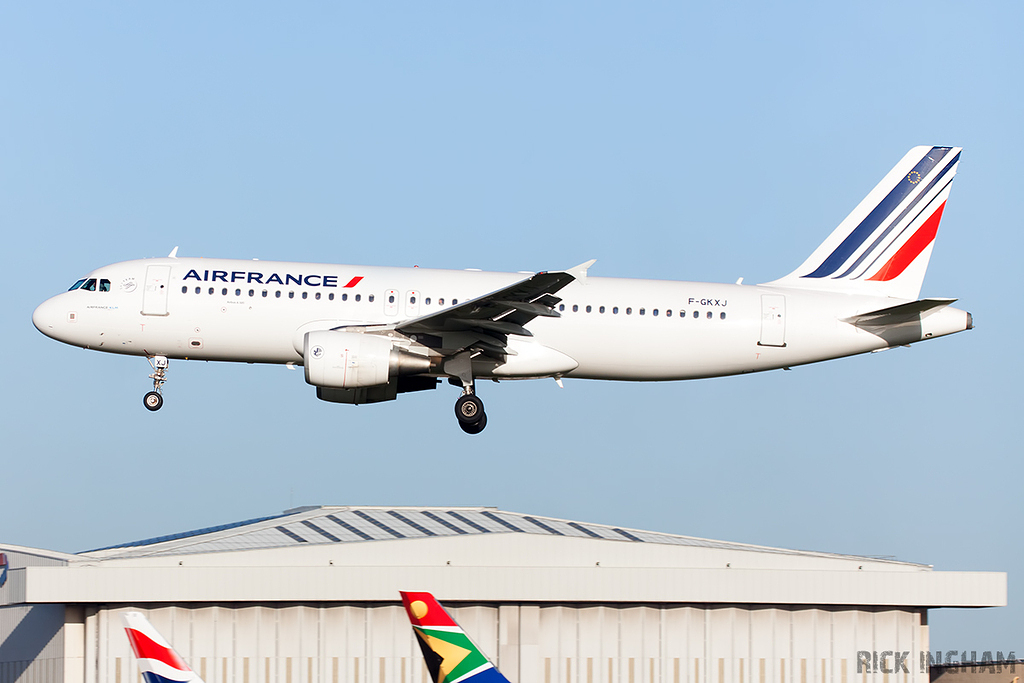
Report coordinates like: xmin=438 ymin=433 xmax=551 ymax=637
xmin=143 ymin=391 xmax=163 ymax=411
xmin=455 ymin=394 xmax=484 ymax=424
xmin=459 ymin=412 xmax=487 ymax=434
xmin=454 ymin=394 xmax=487 ymax=433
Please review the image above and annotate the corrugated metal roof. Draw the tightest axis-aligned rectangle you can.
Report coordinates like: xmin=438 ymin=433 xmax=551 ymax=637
xmin=77 ymin=506 xmax=927 ymax=566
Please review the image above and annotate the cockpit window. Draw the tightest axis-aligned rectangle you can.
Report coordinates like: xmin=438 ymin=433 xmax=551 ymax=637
xmin=81 ymin=279 xmax=97 ymax=292
xmin=99 ymin=279 xmax=111 ymax=292
xmin=68 ymin=279 xmax=87 ymax=291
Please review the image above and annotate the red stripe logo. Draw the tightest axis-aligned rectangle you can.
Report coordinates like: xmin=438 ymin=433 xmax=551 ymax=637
xmin=124 ymin=628 xmax=191 ymax=672
xmin=343 ymin=277 xmax=363 ymax=288
xmin=867 ymin=202 xmax=946 ymax=282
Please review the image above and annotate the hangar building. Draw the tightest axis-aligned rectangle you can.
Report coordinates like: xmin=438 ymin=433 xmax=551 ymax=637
xmin=0 ymin=506 xmax=1006 ymax=683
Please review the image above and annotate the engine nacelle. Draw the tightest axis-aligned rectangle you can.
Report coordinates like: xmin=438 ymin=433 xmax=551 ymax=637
xmin=303 ymin=331 xmax=431 ymax=388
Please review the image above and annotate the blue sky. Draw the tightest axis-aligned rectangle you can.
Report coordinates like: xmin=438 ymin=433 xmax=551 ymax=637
xmin=2 ymin=2 xmax=1021 ymax=651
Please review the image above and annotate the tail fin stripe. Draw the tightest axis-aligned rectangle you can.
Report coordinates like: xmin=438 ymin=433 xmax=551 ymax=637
xmin=839 ymin=153 xmax=958 ymax=282
xmin=833 ymin=152 xmax=959 ymax=279
xmin=125 ymin=628 xmax=191 ymax=672
xmin=140 ymin=673 xmax=193 ymax=683
xmin=866 ymin=201 xmax=946 ymax=281
xmin=851 ymin=171 xmax=954 ymax=280
xmin=802 ymin=146 xmax=951 ymax=279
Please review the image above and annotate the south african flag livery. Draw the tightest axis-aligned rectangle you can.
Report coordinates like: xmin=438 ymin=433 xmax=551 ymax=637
xmin=401 ymin=592 xmax=511 ymax=683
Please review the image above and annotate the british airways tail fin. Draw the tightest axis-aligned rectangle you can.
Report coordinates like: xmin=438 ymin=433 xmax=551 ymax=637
xmin=401 ymin=591 xmax=511 ymax=683
xmin=766 ymin=146 xmax=962 ymax=300
xmin=122 ymin=612 xmax=205 ymax=683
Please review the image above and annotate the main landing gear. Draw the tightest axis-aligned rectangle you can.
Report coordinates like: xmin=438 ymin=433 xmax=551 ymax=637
xmin=455 ymin=391 xmax=487 ymax=434
xmin=446 ymin=351 xmax=488 ymax=434
xmin=143 ymin=356 xmax=169 ymax=412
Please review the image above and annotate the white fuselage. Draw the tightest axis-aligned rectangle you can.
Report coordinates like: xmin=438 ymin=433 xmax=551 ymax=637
xmin=32 ymin=257 xmax=971 ymax=382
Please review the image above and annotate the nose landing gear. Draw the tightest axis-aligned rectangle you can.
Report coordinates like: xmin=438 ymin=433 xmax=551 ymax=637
xmin=144 ymin=356 xmax=169 ymax=412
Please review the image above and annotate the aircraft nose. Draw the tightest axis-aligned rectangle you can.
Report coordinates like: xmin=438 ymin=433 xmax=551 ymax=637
xmin=33 ymin=297 xmax=62 ymax=338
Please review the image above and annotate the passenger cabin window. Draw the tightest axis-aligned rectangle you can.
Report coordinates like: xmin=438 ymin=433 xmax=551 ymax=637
xmin=195 ymin=286 xmax=201 ymax=294
xmin=181 ymin=286 xmax=187 ymax=294
xmin=369 ymin=294 xmax=375 ymax=302
xmin=236 ymin=288 xmax=241 ymax=296
xmin=302 ymin=292 xmax=307 ymax=299
xmin=342 ymin=293 xmax=348 ymax=301
xmin=99 ymin=279 xmax=111 ymax=292
xmin=707 ymin=311 xmax=713 ymax=319
xmin=452 ymin=299 xmax=458 ymax=305
xmin=68 ymin=279 xmax=87 ymax=291
xmin=639 ymin=308 xmax=646 ymax=316
xmin=613 ymin=307 xmax=619 ymax=314
xmin=586 ymin=305 xmax=592 ymax=313
xmin=572 ymin=304 xmax=579 ymax=312
xmin=693 ymin=310 xmax=699 ymax=318
xmin=329 ymin=293 xmax=335 ymax=300
xmin=720 ymin=312 xmax=727 ymax=320
xmin=389 ymin=295 xmax=396 ymax=303
xmin=355 ymin=294 xmax=361 ymax=302
xmin=425 ymin=297 xmax=432 ymax=305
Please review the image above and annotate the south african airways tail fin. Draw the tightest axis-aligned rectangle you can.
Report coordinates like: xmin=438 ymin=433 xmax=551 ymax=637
xmin=766 ymin=146 xmax=962 ymax=301
xmin=122 ymin=611 xmax=205 ymax=683
xmin=401 ymin=591 xmax=511 ymax=683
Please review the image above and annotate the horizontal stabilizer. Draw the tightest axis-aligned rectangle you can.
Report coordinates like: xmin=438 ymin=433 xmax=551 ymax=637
xmin=841 ymin=298 xmax=957 ymax=327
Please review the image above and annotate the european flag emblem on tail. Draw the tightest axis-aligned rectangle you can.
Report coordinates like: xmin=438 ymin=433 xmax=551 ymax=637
xmin=122 ymin=612 xmax=205 ymax=683
xmin=401 ymin=591 xmax=511 ymax=683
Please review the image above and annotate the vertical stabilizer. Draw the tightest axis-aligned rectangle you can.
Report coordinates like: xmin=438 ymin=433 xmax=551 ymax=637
xmin=766 ymin=146 xmax=961 ymax=300
xmin=401 ymin=591 xmax=511 ymax=683
xmin=122 ymin=612 xmax=205 ymax=683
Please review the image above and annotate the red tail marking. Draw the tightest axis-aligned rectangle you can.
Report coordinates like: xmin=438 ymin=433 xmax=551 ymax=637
xmin=400 ymin=591 xmax=459 ymax=628
xmin=867 ymin=202 xmax=946 ymax=282
xmin=124 ymin=628 xmax=191 ymax=672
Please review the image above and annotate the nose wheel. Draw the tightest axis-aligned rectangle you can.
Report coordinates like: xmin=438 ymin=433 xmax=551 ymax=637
xmin=144 ymin=356 xmax=169 ymax=412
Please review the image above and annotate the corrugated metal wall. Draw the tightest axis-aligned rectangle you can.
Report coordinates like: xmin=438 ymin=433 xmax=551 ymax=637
xmin=89 ymin=603 xmax=927 ymax=683
xmin=0 ymin=605 xmax=65 ymax=683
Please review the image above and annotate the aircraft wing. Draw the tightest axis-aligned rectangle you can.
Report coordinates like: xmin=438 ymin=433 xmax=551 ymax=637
xmin=395 ymin=260 xmax=595 ymax=357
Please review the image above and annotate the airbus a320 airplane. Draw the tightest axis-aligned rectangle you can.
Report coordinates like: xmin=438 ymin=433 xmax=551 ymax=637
xmin=34 ymin=146 xmax=971 ymax=433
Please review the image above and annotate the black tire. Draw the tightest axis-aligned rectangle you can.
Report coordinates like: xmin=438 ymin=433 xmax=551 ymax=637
xmin=143 ymin=391 xmax=164 ymax=412
xmin=454 ymin=394 xmax=484 ymax=424
xmin=459 ymin=412 xmax=487 ymax=434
